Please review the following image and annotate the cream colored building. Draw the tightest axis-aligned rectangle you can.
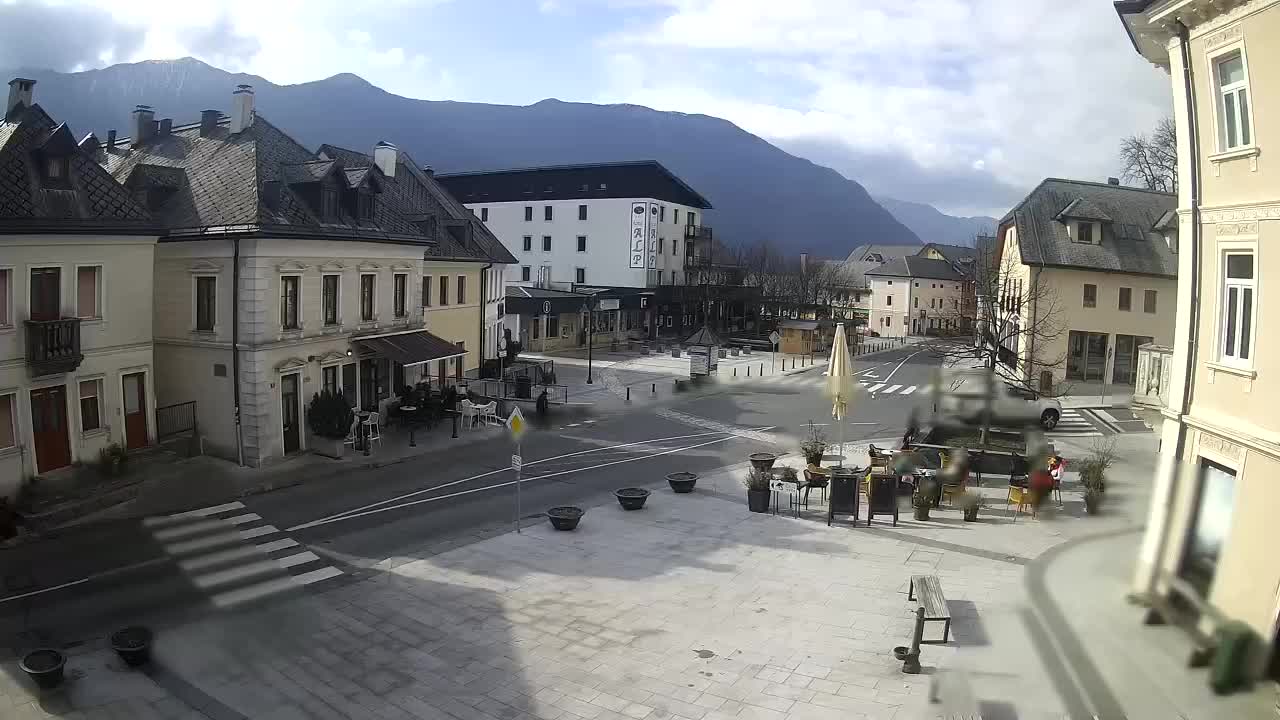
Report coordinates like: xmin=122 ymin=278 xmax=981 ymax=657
xmin=990 ymin=178 xmax=1178 ymax=394
xmin=867 ymin=256 xmax=970 ymax=337
xmin=1119 ymin=0 xmax=1280 ymax=678
xmin=101 ymin=87 xmax=512 ymax=467
xmin=1 ymin=80 xmax=158 ymax=496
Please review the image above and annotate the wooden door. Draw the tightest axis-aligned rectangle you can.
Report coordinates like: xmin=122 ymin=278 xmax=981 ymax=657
xmin=122 ymin=372 xmax=149 ymax=450
xmin=280 ymin=373 xmax=300 ymax=454
xmin=29 ymin=268 xmax=61 ymax=320
xmin=30 ymin=385 xmax=71 ymax=472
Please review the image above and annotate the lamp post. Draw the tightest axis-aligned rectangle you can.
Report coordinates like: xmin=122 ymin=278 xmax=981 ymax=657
xmin=585 ymin=298 xmax=596 ymax=384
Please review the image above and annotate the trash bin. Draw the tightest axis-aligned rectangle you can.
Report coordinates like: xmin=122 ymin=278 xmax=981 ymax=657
xmin=1211 ymin=620 xmax=1257 ymax=694
xmin=515 ymin=376 xmax=533 ymax=399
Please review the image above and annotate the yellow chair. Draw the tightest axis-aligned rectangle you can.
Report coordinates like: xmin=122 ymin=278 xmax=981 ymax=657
xmin=1006 ymin=485 xmax=1034 ymax=519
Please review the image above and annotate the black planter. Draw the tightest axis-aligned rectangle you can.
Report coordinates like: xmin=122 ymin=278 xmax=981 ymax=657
xmin=913 ymin=505 xmax=931 ymax=521
xmin=667 ymin=472 xmax=698 ymax=493
xmin=547 ymin=506 xmax=584 ymax=530
xmin=1084 ymin=493 xmax=1101 ymax=515
xmin=19 ymin=649 xmax=66 ymax=690
xmin=615 ymin=488 xmax=650 ymax=511
xmin=962 ymin=506 xmax=980 ymax=522
xmin=892 ymin=645 xmax=910 ymax=661
xmin=747 ymin=489 xmax=771 ymax=513
xmin=749 ymin=452 xmax=778 ymax=472
xmin=111 ymin=626 xmax=153 ymax=667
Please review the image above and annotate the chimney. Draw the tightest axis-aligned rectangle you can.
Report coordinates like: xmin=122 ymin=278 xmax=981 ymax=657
xmin=106 ymin=130 xmax=117 ymax=150
xmin=373 ymin=141 xmax=397 ymax=178
xmin=1107 ymin=177 xmax=1120 ymax=186
xmin=799 ymin=252 xmax=809 ymax=273
xmin=199 ymin=109 xmax=220 ymax=137
xmin=230 ymin=84 xmax=254 ymax=134
xmin=131 ymin=105 xmax=156 ymax=146
xmin=423 ymin=165 xmax=434 ymax=178
xmin=5 ymin=78 xmax=35 ymax=118
xmin=158 ymin=118 xmax=173 ymax=136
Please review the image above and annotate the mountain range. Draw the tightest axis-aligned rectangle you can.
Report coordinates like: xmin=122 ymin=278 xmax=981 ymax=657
xmin=2 ymin=57 xmax=990 ymax=257
xmin=872 ymin=197 xmax=996 ymax=247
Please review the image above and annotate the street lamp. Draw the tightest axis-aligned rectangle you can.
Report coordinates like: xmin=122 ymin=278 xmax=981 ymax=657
xmin=584 ymin=297 xmax=595 ymax=384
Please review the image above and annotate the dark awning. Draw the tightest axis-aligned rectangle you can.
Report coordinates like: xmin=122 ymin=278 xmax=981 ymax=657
xmin=684 ymin=325 xmax=723 ymax=347
xmin=354 ymin=330 xmax=464 ymax=367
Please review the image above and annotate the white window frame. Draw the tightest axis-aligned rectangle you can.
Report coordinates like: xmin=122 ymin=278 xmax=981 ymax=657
xmin=575 ymin=267 xmax=586 ymax=284
xmin=1209 ymin=44 xmax=1255 ymax=154
xmin=521 ymin=266 xmax=531 ymax=282
xmin=75 ymin=263 xmax=104 ymax=321
xmin=360 ymin=272 xmax=378 ymax=322
xmin=321 ymin=273 xmax=342 ymax=327
xmin=1218 ymin=247 xmax=1257 ymax=368
xmin=0 ymin=265 xmax=13 ymax=330
xmin=393 ymin=272 xmax=409 ymax=318
xmin=193 ymin=273 xmax=218 ymax=334
xmin=0 ymin=390 xmax=17 ymax=452
xmin=279 ymin=273 xmax=302 ymax=331
xmin=78 ymin=376 xmax=105 ymax=434
xmin=577 ymin=236 xmax=587 ymax=253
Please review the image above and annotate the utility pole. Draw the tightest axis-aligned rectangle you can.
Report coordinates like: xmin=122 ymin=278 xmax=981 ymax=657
xmin=586 ymin=298 xmax=595 ymax=384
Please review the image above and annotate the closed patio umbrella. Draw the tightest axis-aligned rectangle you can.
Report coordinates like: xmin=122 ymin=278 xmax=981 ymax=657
xmin=825 ymin=323 xmax=860 ymax=467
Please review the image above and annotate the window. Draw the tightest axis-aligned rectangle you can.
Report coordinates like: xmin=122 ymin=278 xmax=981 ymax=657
xmin=454 ymin=342 xmax=465 ymax=380
xmin=547 ymin=315 xmax=559 ymax=337
xmin=357 ymin=191 xmax=374 ymax=220
xmin=521 ymin=266 xmax=531 ymax=282
xmin=322 ymin=188 xmax=339 ymax=218
xmin=342 ymin=363 xmax=356 ymax=407
xmin=575 ymin=268 xmax=586 ymax=284
xmin=77 ymin=266 xmax=101 ymax=319
xmin=660 ymin=206 xmax=666 ymax=222
xmin=393 ymin=273 xmax=408 ymax=318
xmin=1066 ymin=331 xmax=1108 ymax=381
xmin=1118 ymin=287 xmax=1132 ymax=312
xmin=544 ymin=205 xmax=553 ymax=221
xmin=439 ymin=275 xmax=449 ymax=306
xmin=523 ymin=235 xmax=532 ymax=252
xmin=688 ymin=212 xmax=696 ymax=226
xmin=196 ymin=276 xmax=217 ymax=331
xmin=422 ymin=276 xmax=432 ymax=307
xmin=79 ymin=379 xmax=101 ymax=432
xmin=322 ymin=366 xmax=338 ymax=395
xmin=0 ymin=393 xmax=14 ymax=450
xmin=1221 ymin=252 xmax=1255 ymax=364
xmin=673 ymin=209 xmax=679 ymax=225
xmin=480 ymin=207 xmax=489 ymax=222
xmin=1216 ymin=52 xmax=1252 ymax=150
xmin=281 ymin=275 xmax=300 ymax=329
xmin=1143 ymin=289 xmax=1157 ymax=314
xmin=1083 ymin=283 xmax=1097 ymax=308
xmin=658 ymin=238 xmax=664 ymax=254
xmin=542 ymin=236 xmax=552 ymax=251
xmin=887 ymin=295 xmax=893 ymax=306
xmin=914 ymin=297 xmax=918 ymax=308
xmin=532 ymin=317 xmax=540 ymax=339
xmin=577 ymin=236 xmax=587 ymax=252
xmin=457 ymin=275 xmax=466 ymax=304
xmin=0 ymin=268 xmax=10 ymax=327
xmin=360 ymin=274 xmax=376 ymax=321
xmin=670 ymin=270 xmax=676 ymax=284
xmin=930 ymin=298 xmax=936 ymax=309
xmin=686 ymin=242 xmax=694 ymax=258
xmin=672 ymin=239 xmax=678 ymax=256
xmin=45 ymin=156 xmax=68 ymax=183
xmin=1182 ymin=459 xmax=1237 ymax=596
xmin=524 ymin=206 xmax=533 ymax=221
xmin=578 ymin=204 xmax=587 ymax=221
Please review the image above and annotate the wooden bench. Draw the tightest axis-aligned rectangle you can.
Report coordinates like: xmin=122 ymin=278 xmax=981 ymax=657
xmin=908 ymin=575 xmax=952 ymax=643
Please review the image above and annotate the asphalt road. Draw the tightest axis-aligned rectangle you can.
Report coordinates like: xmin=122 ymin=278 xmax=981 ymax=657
xmin=0 ymin=343 xmax=943 ymax=648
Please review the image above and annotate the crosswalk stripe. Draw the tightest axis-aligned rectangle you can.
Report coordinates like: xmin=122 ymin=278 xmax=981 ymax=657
xmin=868 ymin=384 xmax=886 ymax=393
xmin=223 ymin=513 xmax=262 ymax=526
xmin=238 ymin=524 xmax=279 ymax=540
xmin=884 ymin=385 xmax=902 ymax=394
xmin=276 ymin=551 xmax=321 ymax=569
xmin=143 ymin=501 xmax=246 ymax=527
xmin=902 ymin=386 xmax=917 ymax=395
xmin=292 ymin=566 xmax=344 ymax=586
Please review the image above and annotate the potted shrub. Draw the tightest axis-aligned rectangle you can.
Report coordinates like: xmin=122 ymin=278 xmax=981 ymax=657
xmin=19 ymin=648 xmax=66 ymax=689
xmin=614 ymin=488 xmax=650 ymax=511
xmin=957 ymin=491 xmax=982 ymax=522
xmin=110 ymin=626 xmax=153 ymax=667
xmin=308 ymin=390 xmax=354 ymax=459
xmin=800 ymin=422 xmax=827 ymax=466
xmin=1080 ymin=439 xmax=1115 ymax=515
xmin=744 ymin=468 xmax=772 ymax=513
xmin=749 ymin=452 xmax=778 ymax=472
xmin=97 ymin=443 xmax=128 ymax=477
xmin=547 ymin=506 xmax=584 ymax=530
xmin=912 ymin=475 xmax=939 ymax=521
xmin=667 ymin=472 xmax=697 ymax=493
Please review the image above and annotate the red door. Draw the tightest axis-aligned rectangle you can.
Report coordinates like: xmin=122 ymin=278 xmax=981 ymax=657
xmin=30 ymin=386 xmax=71 ymax=473
xmin=122 ymin=372 xmax=149 ymax=450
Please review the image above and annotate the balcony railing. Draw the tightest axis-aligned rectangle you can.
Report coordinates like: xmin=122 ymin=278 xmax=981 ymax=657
xmin=25 ymin=318 xmax=83 ymax=377
xmin=684 ymin=225 xmax=713 ymax=241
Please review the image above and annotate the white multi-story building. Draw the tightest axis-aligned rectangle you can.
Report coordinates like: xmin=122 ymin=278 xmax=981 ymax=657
xmin=438 ymin=161 xmax=714 ymax=290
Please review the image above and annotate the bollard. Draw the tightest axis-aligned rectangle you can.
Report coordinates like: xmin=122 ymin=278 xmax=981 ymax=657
xmin=901 ymin=606 xmax=925 ymax=674
xmin=747 ymin=366 xmax=751 ymax=377
xmin=626 ymin=386 xmax=630 ymax=401
xmin=759 ymin=363 xmax=764 ymax=375
xmin=364 ymin=422 xmax=371 ymax=457
xmin=452 ymin=411 xmax=458 ymax=438
xmin=409 ymin=423 xmax=416 ymax=448
xmin=652 ymin=383 xmax=656 ymax=394
xmin=733 ymin=367 xmax=737 ymax=377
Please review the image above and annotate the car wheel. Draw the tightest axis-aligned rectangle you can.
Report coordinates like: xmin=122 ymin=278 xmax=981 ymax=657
xmin=1041 ymin=409 xmax=1060 ymax=430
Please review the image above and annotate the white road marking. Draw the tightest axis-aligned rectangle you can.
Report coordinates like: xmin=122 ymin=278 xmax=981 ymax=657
xmin=143 ymin=501 xmax=246 ymax=527
xmin=275 ymin=551 xmax=321 ymax=569
xmin=239 ymin=525 xmax=280 ymax=540
xmin=884 ymin=384 xmax=902 ymax=394
xmin=881 ymin=351 xmax=921 ymax=385
xmin=902 ymin=386 xmax=917 ymax=395
xmin=868 ymin=384 xmax=886 ymax=393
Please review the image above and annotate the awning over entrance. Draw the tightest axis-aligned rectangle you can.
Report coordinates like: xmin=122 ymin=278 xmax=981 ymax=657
xmin=354 ymin=330 xmax=464 ymax=367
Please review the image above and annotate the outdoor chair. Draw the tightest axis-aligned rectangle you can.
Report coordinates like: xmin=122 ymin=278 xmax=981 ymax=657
xmin=803 ymin=465 xmax=829 ymax=504
xmin=343 ymin=415 xmax=359 ymax=449
xmin=1006 ymin=484 xmax=1033 ymax=519
xmin=362 ymin=412 xmax=382 ymax=449
xmin=459 ymin=400 xmax=479 ymax=429
xmin=477 ymin=402 xmax=499 ymax=426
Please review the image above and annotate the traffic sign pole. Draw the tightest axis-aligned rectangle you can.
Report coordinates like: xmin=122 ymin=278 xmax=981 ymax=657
xmin=514 ymin=443 xmax=522 ymax=534
xmin=506 ymin=406 xmax=528 ymax=534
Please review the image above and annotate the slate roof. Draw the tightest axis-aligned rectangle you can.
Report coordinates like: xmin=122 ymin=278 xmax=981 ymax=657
xmin=316 ymin=143 xmax=515 ymax=264
xmin=864 ymin=256 xmax=965 ymax=281
xmin=436 ymin=161 xmax=713 ymax=210
xmin=844 ymin=244 xmax=921 ymax=263
xmin=0 ymin=103 xmax=151 ymax=232
xmin=917 ymin=243 xmax=977 ymax=263
xmin=998 ymin=178 xmax=1177 ymax=278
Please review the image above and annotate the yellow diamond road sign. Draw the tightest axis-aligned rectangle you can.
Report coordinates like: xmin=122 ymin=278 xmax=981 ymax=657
xmin=506 ymin=405 xmax=528 ymax=440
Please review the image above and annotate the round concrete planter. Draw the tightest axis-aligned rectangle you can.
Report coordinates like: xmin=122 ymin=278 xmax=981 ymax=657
xmin=614 ymin=488 xmax=650 ymax=511
xmin=667 ymin=472 xmax=698 ymax=493
xmin=111 ymin=626 xmax=153 ymax=667
xmin=19 ymin=649 xmax=65 ymax=690
xmin=547 ymin=506 xmax=584 ymax=530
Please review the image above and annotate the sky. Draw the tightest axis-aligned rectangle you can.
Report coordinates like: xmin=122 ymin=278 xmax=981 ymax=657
xmin=0 ymin=0 xmax=1174 ymax=218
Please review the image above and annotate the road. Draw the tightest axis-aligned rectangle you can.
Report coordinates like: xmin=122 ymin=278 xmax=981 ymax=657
xmin=0 ymin=343 xmax=941 ymax=647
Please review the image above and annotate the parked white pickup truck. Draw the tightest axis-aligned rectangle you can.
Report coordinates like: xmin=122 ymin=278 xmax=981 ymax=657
xmin=933 ymin=369 xmax=1062 ymax=430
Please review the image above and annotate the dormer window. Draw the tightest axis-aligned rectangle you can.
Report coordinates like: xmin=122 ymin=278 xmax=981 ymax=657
xmin=357 ymin=190 xmax=375 ymax=220
xmin=1076 ymin=222 xmax=1094 ymax=245
xmin=43 ymin=155 xmax=70 ymax=189
xmin=321 ymin=188 xmax=339 ymax=219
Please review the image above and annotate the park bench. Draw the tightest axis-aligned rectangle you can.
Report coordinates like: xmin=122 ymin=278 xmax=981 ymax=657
xmin=908 ymin=574 xmax=952 ymax=643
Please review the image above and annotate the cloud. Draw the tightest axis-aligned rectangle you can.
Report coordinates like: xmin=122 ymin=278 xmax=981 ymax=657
xmin=0 ymin=2 xmax=144 ymax=70
xmin=183 ymin=14 xmax=261 ymax=68
xmin=598 ymin=0 xmax=1174 ymax=214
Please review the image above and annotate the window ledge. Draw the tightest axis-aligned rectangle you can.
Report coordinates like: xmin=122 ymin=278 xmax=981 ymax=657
xmin=1206 ymin=360 xmax=1256 ymax=379
xmin=82 ymin=428 xmax=110 ymax=440
xmin=1208 ymin=146 xmax=1259 ymax=163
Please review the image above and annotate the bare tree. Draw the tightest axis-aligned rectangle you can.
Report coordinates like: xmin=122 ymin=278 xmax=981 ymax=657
xmin=1119 ymin=116 xmax=1177 ymax=193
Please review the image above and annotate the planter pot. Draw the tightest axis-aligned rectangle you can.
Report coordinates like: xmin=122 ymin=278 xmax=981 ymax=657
xmin=892 ymin=646 xmax=910 ymax=661
xmin=547 ymin=506 xmax=584 ymax=531
xmin=1084 ymin=493 xmax=1102 ymax=515
xmin=749 ymin=452 xmax=778 ymax=472
xmin=666 ymin=472 xmax=698 ymax=493
xmin=718 ymin=349 xmax=728 ymax=359
xmin=743 ymin=347 xmax=752 ymax=355
xmin=731 ymin=348 xmax=740 ymax=357
xmin=962 ymin=506 xmax=980 ymax=522
xmin=641 ymin=347 xmax=650 ymax=355
xmin=19 ymin=649 xmax=66 ymax=690
xmin=747 ymin=489 xmax=771 ymax=513
xmin=615 ymin=488 xmax=650 ymax=511
xmin=110 ymin=626 xmax=153 ymax=667
xmin=913 ymin=505 xmax=931 ymax=521
xmin=672 ymin=349 xmax=682 ymax=358
xmin=311 ymin=435 xmax=346 ymax=459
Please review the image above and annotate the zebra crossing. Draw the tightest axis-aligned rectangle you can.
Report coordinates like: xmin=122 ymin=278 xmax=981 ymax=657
xmin=143 ymin=501 xmax=344 ymax=609
xmin=737 ymin=372 xmax=921 ymax=397
xmin=1046 ymin=409 xmax=1103 ymax=437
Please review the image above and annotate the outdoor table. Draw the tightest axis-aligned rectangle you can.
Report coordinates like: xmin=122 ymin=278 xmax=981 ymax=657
xmin=355 ymin=410 xmax=371 ymax=451
xmin=770 ymin=478 xmax=807 ymax=518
